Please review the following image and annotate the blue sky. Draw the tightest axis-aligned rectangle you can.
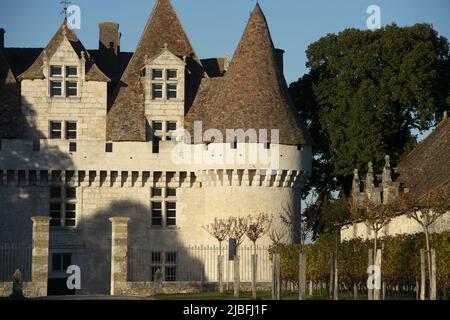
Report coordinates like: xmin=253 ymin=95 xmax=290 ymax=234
xmin=1 ymin=0 xmax=450 ymax=83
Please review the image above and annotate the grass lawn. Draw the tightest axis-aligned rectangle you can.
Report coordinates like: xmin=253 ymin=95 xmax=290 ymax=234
xmin=154 ymin=290 xmax=417 ymax=300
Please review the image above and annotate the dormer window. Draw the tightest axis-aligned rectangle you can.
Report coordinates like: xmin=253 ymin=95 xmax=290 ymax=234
xmin=152 ymin=84 xmax=163 ymax=100
xmin=167 ymin=69 xmax=178 ymax=80
xmin=167 ymin=84 xmax=177 ymax=100
xmin=149 ymin=67 xmax=180 ymax=101
xmin=50 ymin=81 xmax=63 ymax=97
xmin=66 ymin=66 xmax=78 ymax=77
xmin=49 ymin=65 xmax=79 ymax=98
xmin=51 ymin=66 xmax=63 ymax=77
xmin=152 ymin=69 xmax=163 ymax=80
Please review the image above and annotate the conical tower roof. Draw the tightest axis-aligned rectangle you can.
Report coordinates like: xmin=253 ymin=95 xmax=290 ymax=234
xmin=107 ymin=0 xmax=204 ymax=141
xmin=186 ymin=4 xmax=311 ymax=146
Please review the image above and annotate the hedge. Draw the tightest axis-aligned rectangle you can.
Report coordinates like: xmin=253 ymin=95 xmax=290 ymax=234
xmin=272 ymin=231 xmax=450 ymax=296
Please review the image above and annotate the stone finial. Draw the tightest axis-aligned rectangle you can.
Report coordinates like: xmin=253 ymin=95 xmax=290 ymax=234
xmin=163 ymin=43 xmax=168 ymax=50
xmin=10 ymin=269 xmax=24 ymax=299
xmin=62 ymin=23 xmax=67 ymax=37
xmin=224 ymin=53 xmax=230 ymax=72
xmin=144 ymin=54 xmax=148 ymax=64
xmin=444 ymin=111 xmax=448 ymax=120
xmin=366 ymin=162 xmax=375 ymax=189
xmin=382 ymin=155 xmax=392 ymax=185
xmin=352 ymin=169 xmax=360 ymax=194
xmin=80 ymin=51 xmax=86 ymax=62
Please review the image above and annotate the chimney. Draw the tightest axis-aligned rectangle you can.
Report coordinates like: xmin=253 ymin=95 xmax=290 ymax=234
xmin=0 ymin=28 xmax=5 ymax=49
xmin=275 ymin=48 xmax=285 ymax=73
xmin=99 ymin=22 xmax=120 ymax=56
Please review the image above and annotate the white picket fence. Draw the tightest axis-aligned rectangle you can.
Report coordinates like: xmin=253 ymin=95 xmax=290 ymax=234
xmin=128 ymin=245 xmax=272 ymax=283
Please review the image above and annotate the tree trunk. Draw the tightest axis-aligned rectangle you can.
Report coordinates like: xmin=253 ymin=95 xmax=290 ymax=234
xmin=420 ymin=249 xmax=426 ymax=300
xmin=424 ymin=227 xmax=433 ymax=299
xmin=333 ymin=252 xmax=338 ymax=300
xmin=251 ymin=243 xmax=257 ymax=300
xmin=430 ymin=249 xmax=437 ymax=300
xmin=218 ymin=242 xmax=223 ymax=293
xmin=299 ymin=251 xmax=306 ymax=300
xmin=368 ymin=248 xmax=374 ymax=300
xmin=329 ymin=252 xmax=334 ymax=299
xmin=272 ymin=253 xmax=281 ymax=300
xmin=234 ymin=254 xmax=240 ymax=298
xmin=353 ymin=283 xmax=358 ymax=300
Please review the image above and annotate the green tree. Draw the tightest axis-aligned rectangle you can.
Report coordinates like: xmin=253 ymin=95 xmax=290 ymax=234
xmin=290 ymin=24 xmax=450 ymax=202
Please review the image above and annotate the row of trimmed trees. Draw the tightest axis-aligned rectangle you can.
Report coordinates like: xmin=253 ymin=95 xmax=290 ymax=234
xmin=204 ymin=213 xmax=272 ymax=298
xmin=273 ymin=231 xmax=450 ymax=300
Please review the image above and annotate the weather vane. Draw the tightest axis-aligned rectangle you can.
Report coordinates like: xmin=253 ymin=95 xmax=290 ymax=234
xmin=60 ymin=0 xmax=71 ymax=19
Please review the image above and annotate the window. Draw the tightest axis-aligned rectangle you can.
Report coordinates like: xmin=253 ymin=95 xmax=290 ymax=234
xmin=66 ymin=82 xmax=78 ymax=97
xmin=65 ymin=122 xmax=77 ymax=140
xmin=151 ymin=202 xmax=163 ymax=226
xmin=165 ymin=252 xmax=177 ymax=281
xmin=152 ymin=69 xmax=163 ymax=80
xmin=151 ymin=251 xmax=162 ymax=281
xmin=165 ymin=121 xmax=177 ymax=141
xmin=167 ymin=84 xmax=177 ymax=100
xmin=49 ymin=186 xmax=77 ymax=228
xmin=50 ymin=81 xmax=62 ymax=97
xmin=66 ymin=187 xmax=76 ymax=199
xmin=231 ymin=139 xmax=238 ymax=149
xmin=50 ymin=121 xmax=62 ymax=139
xmin=69 ymin=142 xmax=77 ymax=152
xmin=152 ymin=137 xmax=161 ymax=154
xmin=152 ymin=121 xmax=163 ymax=132
xmin=52 ymin=253 xmax=72 ymax=272
xmin=166 ymin=188 xmax=176 ymax=197
xmin=65 ymin=203 xmax=76 ymax=227
xmin=167 ymin=69 xmax=178 ymax=80
xmin=49 ymin=65 xmax=79 ymax=98
xmin=50 ymin=203 xmax=62 ymax=227
xmin=166 ymin=202 xmax=176 ymax=226
xmin=51 ymin=66 xmax=62 ymax=77
xmin=50 ymin=186 xmax=62 ymax=199
xmin=105 ymin=143 xmax=113 ymax=153
xmin=152 ymin=188 xmax=162 ymax=197
xmin=66 ymin=66 xmax=78 ymax=77
xmin=152 ymin=84 xmax=163 ymax=99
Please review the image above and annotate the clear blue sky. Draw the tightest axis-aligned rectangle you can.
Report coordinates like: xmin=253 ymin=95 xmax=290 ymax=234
xmin=1 ymin=0 xmax=450 ymax=83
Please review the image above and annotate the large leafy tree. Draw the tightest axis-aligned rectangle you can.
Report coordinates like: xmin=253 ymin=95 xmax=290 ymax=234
xmin=291 ymin=24 xmax=450 ymax=203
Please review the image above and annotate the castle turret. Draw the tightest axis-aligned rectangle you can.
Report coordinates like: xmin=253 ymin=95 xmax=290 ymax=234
xmin=185 ymin=4 xmax=311 ymax=147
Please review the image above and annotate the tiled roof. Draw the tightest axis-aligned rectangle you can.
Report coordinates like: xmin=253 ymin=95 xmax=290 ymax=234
xmin=396 ymin=114 xmax=450 ymax=198
xmin=18 ymin=20 xmax=110 ymax=82
xmin=185 ymin=4 xmax=311 ymax=146
xmin=106 ymin=0 xmax=204 ymax=141
xmin=0 ymin=47 xmax=23 ymax=138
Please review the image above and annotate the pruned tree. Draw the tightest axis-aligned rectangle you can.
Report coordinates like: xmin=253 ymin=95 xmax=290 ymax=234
xmin=246 ymin=213 xmax=272 ymax=299
xmin=204 ymin=218 xmax=232 ymax=293
xmin=350 ymin=194 xmax=397 ymax=259
xmin=279 ymin=204 xmax=309 ymax=252
xmin=229 ymin=216 xmax=249 ymax=298
xmin=398 ymin=186 xmax=449 ymax=299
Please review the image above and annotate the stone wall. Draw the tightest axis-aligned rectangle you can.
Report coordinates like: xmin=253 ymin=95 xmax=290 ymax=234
xmin=341 ymin=211 xmax=450 ymax=241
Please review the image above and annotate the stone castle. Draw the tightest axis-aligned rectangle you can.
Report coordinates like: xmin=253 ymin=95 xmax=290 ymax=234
xmin=0 ymin=1 xmax=312 ymax=295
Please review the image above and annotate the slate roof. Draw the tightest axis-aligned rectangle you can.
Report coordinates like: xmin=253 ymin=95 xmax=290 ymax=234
xmin=396 ymin=114 xmax=450 ymax=199
xmin=18 ymin=20 xmax=110 ymax=83
xmin=184 ymin=4 xmax=312 ymax=146
xmin=106 ymin=0 xmax=204 ymax=141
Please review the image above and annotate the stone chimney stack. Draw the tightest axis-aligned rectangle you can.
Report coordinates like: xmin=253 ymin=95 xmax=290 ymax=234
xmin=275 ymin=48 xmax=285 ymax=73
xmin=0 ymin=28 xmax=5 ymax=49
xmin=99 ymin=22 xmax=120 ymax=56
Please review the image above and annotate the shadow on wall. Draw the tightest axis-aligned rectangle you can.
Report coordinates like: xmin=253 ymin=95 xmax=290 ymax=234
xmin=0 ymin=94 xmax=75 ymax=246
xmin=77 ymin=200 xmax=205 ymax=295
